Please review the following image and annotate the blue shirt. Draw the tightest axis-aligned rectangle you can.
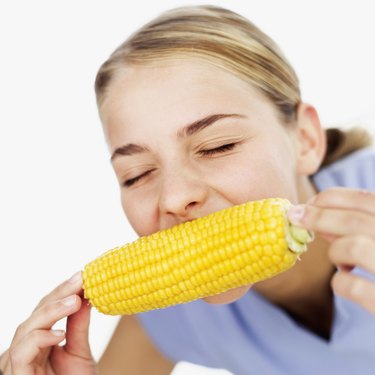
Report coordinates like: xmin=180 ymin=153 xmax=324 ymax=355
xmin=137 ymin=148 xmax=375 ymax=375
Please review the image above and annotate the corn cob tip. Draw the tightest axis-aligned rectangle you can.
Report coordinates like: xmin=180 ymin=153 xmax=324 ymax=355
xmin=280 ymin=200 xmax=313 ymax=254
xmin=287 ymin=224 xmax=314 ymax=252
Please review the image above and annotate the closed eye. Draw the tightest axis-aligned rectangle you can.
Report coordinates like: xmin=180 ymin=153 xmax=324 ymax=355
xmin=198 ymin=142 xmax=238 ymax=157
xmin=123 ymin=169 xmax=155 ymax=187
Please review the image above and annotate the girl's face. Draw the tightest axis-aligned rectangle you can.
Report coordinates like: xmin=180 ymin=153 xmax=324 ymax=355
xmin=100 ymin=60 xmax=302 ymax=237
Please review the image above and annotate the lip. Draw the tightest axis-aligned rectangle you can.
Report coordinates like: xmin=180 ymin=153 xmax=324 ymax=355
xmin=180 ymin=209 xmax=227 ymax=224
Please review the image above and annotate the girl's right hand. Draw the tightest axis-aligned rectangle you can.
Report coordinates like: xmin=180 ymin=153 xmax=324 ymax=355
xmin=0 ymin=271 xmax=98 ymax=375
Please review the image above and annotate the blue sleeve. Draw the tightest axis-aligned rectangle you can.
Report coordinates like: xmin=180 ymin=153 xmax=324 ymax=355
xmin=312 ymin=148 xmax=375 ymax=192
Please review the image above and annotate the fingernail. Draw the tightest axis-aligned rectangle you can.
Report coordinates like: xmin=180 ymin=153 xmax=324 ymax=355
xmin=61 ymin=295 xmax=77 ymax=307
xmin=50 ymin=329 xmax=65 ymax=337
xmin=288 ymin=205 xmax=305 ymax=223
xmin=68 ymin=271 xmax=82 ymax=285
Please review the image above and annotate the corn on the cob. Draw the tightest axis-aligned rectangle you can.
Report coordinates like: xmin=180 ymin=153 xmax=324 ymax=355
xmin=82 ymin=198 xmax=312 ymax=315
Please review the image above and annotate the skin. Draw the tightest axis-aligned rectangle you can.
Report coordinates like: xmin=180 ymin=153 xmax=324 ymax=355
xmin=2 ymin=59 xmax=375 ymax=373
xmin=0 ymin=272 xmax=97 ymax=375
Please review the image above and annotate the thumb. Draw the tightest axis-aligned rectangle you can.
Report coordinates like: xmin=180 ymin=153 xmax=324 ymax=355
xmin=64 ymin=296 xmax=93 ymax=360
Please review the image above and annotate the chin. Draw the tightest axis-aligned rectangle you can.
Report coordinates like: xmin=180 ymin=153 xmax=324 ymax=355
xmin=202 ymin=285 xmax=252 ymax=304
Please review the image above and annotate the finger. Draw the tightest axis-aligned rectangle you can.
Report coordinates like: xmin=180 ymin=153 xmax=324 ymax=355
xmin=332 ymin=270 xmax=375 ymax=315
xmin=329 ymin=235 xmax=375 ymax=274
xmin=308 ymin=187 xmax=375 ymax=216
xmin=10 ymin=329 xmax=65 ymax=374
xmin=288 ymin=204 xmax=375 ymax=238
xmin=34 ymin=271 xmax=83 ymax=311
xmin=12 ymin=295 xmax=81 ymax=347
xmin=0 ymin=349 xmax=9 ymax=370
xmin=1 ymin=352 xmax=11 ymax=375
xmin=64 ymin=297 xmax=93 ymax=360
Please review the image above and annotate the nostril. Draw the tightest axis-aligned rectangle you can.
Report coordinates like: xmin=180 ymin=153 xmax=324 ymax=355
xmin=186 ymin=201 xmax=198 ymax=210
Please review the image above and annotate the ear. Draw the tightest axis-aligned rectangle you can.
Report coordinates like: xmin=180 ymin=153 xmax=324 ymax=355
xmin=295 ymin=103 xmax=326 ymax=175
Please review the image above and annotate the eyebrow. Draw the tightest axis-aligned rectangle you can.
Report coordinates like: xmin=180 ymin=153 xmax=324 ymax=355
xmin=110 ymin=113 xmax=245 ymax=162
xmin=111 ymin=143 xmax=150 ymax=162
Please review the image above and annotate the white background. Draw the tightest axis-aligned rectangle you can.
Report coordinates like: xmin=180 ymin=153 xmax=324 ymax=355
xmin=0 ymin=0 xmax=374 ymax=373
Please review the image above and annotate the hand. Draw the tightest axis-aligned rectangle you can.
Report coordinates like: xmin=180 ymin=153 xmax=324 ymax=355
xmin=288 ymin=187 xmax=375 ymax=315
xmin=1 ymin=272 xmax=98 ymax=375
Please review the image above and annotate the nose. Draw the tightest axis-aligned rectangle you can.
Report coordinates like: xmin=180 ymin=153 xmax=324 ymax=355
xmin=158 ymin=167 xmax=208 ymax=224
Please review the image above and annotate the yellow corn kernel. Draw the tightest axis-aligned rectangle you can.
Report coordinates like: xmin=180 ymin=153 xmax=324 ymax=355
xmin=82 ymin=198 xmax=312 ymax=315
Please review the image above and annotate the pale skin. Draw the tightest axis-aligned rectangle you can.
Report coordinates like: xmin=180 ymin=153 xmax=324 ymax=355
xmin=2 ymin=59 xmax=375 ymax=374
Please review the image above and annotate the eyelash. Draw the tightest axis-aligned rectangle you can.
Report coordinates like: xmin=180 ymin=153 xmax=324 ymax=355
xmin=123 ymin=169 xmax=154 ymax=187
xmin=123 ymin=143 xmax=238 ymax=187
xmin=199 ymin=142 xmax=237 ymax=156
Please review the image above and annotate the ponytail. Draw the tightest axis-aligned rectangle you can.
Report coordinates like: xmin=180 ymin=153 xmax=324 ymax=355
xmin=321 ymin=127 xmax=373 ymax=168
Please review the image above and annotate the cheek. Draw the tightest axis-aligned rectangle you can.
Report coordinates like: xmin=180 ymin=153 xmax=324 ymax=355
xmin=121 ymin=192 xmax=157 ymax=237
xmin=212 ymin=147 xmax=298 ymax=204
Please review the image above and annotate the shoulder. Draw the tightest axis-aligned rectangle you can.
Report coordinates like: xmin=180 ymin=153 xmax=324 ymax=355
xmin=312 ymin=148 xmax=375 ymax=191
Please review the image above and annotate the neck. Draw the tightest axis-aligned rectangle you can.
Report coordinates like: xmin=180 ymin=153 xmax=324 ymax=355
xmin=253 ymin=234 xmax=336 ymax=339
xmin=252 ymin=177 xmax=337 ymax=339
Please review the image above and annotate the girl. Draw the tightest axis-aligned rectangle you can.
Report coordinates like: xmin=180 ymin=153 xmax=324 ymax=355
xmin=1 ymin=5 xmax=375 ymax=375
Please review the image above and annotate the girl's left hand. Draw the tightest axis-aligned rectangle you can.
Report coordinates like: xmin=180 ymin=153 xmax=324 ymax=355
xmin=288 ymin=187 xmax=375 ymax=315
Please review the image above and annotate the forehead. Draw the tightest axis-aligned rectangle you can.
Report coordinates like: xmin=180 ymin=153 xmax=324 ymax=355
xmin=99 ymin=59 xmax=280 ymax=148
xmin=102 ymin=59 xmax=269 ymax=117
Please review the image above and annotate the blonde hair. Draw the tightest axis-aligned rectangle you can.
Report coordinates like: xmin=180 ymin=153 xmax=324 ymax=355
xmin=95 ymin=5 xmax=372 ymax=167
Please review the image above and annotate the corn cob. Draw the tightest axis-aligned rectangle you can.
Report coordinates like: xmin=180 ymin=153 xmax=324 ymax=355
xmin=82 ymin=198 xmax=312 ymax=315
